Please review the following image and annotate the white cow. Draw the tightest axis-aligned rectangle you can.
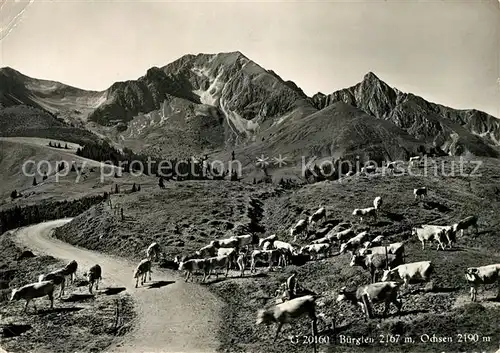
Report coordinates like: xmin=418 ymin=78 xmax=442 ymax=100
xmin=133 ymin=259 xmax=152 ymax=287
xmin=212 ymin=237 xmax=239 ymax=249
xmin=38 ymin=270 xmax=66 ymax=299
xmin=412 ymin=226 xmax=447 ymax=250
xmin=465 ymin=264 xmax=500 ymax=302
xmin=352 ymin=207 xmax=377 ymax=223
xmin=10 ymin=281 xmax=55 ymax=313
xmin=359 ymin=242 xmax=405 ymax=260
xmin=334 ymin=228 xmax=355 ymax=242
xmin=179 ymin=258 xmax=209 ymax=283
xmin=291 ymin=219 xmax=308 ymax=242
xmin=337 ymin=282 xmax=402 ymax=318
xmin=340 ymin=232 xmax=369 ymax=254
xmin=453 ymin=215 xmax=478 ymax=237
xmin=250 ymin=250 xmax=281 ymax=272
xmin=146 ymin=242 xmax=162 ymax=261
xmin=256 ymin=295 xmax=319 ymax=341
xmin=300 ymin=243 xmax=331 ymax=260
xmin=413 ymin=187 xmax=427 ymax=201
xmin=259 ymin=234 xmax=277 ymax=248
xmin=381 ymin=261 xmax=434 ymax=288
xmin=308 ymin=207 xmax=327 ymax=227
xmin=206 ymin=256 xmax=231 ymax=279
xmin=233 ymin=234 xmax=258 ymax=249
xmin=197 ymin=243 xmax=219 ymax=258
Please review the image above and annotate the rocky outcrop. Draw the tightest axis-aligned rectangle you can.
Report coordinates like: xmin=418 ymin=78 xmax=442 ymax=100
xmin=312 ymin=72 xmax=499 ymax=157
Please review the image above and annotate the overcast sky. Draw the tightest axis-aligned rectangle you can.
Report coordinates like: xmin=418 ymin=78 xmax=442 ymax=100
xmin=1 ymin=0 xmax=499 ymax=117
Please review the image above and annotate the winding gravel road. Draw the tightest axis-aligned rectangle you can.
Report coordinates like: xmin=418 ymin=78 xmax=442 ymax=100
xmin=13 ymin=219 xmax=223 ymax=353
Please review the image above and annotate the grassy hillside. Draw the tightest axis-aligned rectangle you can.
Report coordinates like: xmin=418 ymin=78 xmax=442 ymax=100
xmin=52 ymin=156 xmax=500 ymax=353
xmin=0 ymin=105 xmax=98 ymax=145
xmin=0 ymin=138 xmax=156 ymax=209
xmin=53 ymin=181 xmax=271 ymax=260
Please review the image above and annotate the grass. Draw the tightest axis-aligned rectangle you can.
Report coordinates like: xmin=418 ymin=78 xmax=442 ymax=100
xmin=0 ymin=233 xmax=135 ymax=353
xmin=44 ymin=156 xmax=500 ymax=353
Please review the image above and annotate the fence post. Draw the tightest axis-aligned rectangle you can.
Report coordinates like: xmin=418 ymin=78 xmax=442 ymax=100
xmin=311 ymin=319 xmax=317 ymax=353
xmin=384 ymin=245 xmax=389 ymax=270
xmin=361 ymin=293 xmax=373 ymax=319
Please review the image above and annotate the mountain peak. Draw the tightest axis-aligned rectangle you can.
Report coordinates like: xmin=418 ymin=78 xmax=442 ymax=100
xmin=361 ymin=71 xmax=387 ymax=86
xmin=0 ymin=66 xmax=23 ymax=78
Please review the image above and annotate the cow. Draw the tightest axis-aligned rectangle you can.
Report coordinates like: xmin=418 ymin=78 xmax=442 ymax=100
xmin=291 ymin=220 xmax=308 ymax=242
xmin=412 ymin=226 xmax=447 ymax=251
xmin=197 ymin=243 xmax=218 ymax=258
xmin=453 ymin=215 xmax=478 ymax=237
xmin=413 ymin=187 xmax=427 ymax=201
xmin=337 ymin=282 xmax=402 ymax=318
xmin=350 ymin=252 xmax=405 ymax=283
xmin=10 ymin=281 xmax=55 ymax=313
xmin=352 ymin=207 xmax=377 ymax=223
xmin=340 ymin=231 xmax=369 ymax=254
xmin=259 ymin=234 xmax=277 ymax=248
xmin=146 ymin=242 xmax=163 ymax=262
xmin=381 ymin=261 xmax=434 ymax=288
xmin=206 ymin=256 xmax=231 ymax=279
xmin=299 ymin=243 xmax=331 ymax=260
xmin=62 ymin=260 xmax=78 ymax=284
xmin=217 ymin=247 xmax=238 ymax=269
xmin=233 ymin=234 xmax=260 ymax=249
xmin=84 ymin=264 xmax=102 ymax=294
xmin=465 ymin=264 xmax=500 ymax=302
xmin=38 ymin=271 xmax=66 ymax=299
xmin=250 ymin=250 xmax=281 ymax=273
xmin=212 ymin=237 xmax=239 ymax=249
xmin=256 ymin=295 xmax=320 ymax=341
xmin=334 ymin=228 xmax=355 ymax=242
xmin=359 ymin=242 xmax=405 ymax=261
xmin=178 ymin=258 xmax=209 ymax=283
xmin=133 ymin=259 xmax=152 ymax=287
xmin=236 ymin=251 xmax=246 ymax=277
xmin=308 ymin=207 xmax=327 ymax=228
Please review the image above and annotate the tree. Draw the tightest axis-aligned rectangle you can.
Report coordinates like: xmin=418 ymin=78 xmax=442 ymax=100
xmin=131 ymin=183 xmax=137 ymax=192
xmin=253 ymin=178 xmax=256 ymax=184
xmin=76 ymin=148 xmax=82 ymax=156
xmin=10 ymin=190 xmax=17 ymax=199
xmin=32 ymin=177 xmax=37 ymax=186
xmin=71 ymin=163 xmax=76 ymax=172
xmin=158 ymin=177 xmax=165 ymax=189
xmin=42 ymin=172 xmax=48 ymax=181
xmin=64 ymin=143 xmax=68 ymax=149
xmin=49 ymin=141 xmax=53 ymax=147
xmin=137 ymin=184 xmax=141 ymax=191
xmin=114 ymin=184 xmax=119 ymax=194
xmin=57 ymin=143 xmax=62 ymax=148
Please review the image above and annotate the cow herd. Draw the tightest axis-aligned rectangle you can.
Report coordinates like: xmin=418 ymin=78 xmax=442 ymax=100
xmin=5 ymin=185 xmax=500 ymax=346
xmin=160 ymin=187 xmax=500 ymax=341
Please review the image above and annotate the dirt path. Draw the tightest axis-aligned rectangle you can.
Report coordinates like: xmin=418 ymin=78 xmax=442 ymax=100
xmin=13 ymin=219 xmax=223 ymax=353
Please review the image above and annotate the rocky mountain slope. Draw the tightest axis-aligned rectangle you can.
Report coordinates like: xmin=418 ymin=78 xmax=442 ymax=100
xmin=1 ymin=53 xmax=499 ymax=160
xmin=312 ymin=72 xmax=500 ymax=157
